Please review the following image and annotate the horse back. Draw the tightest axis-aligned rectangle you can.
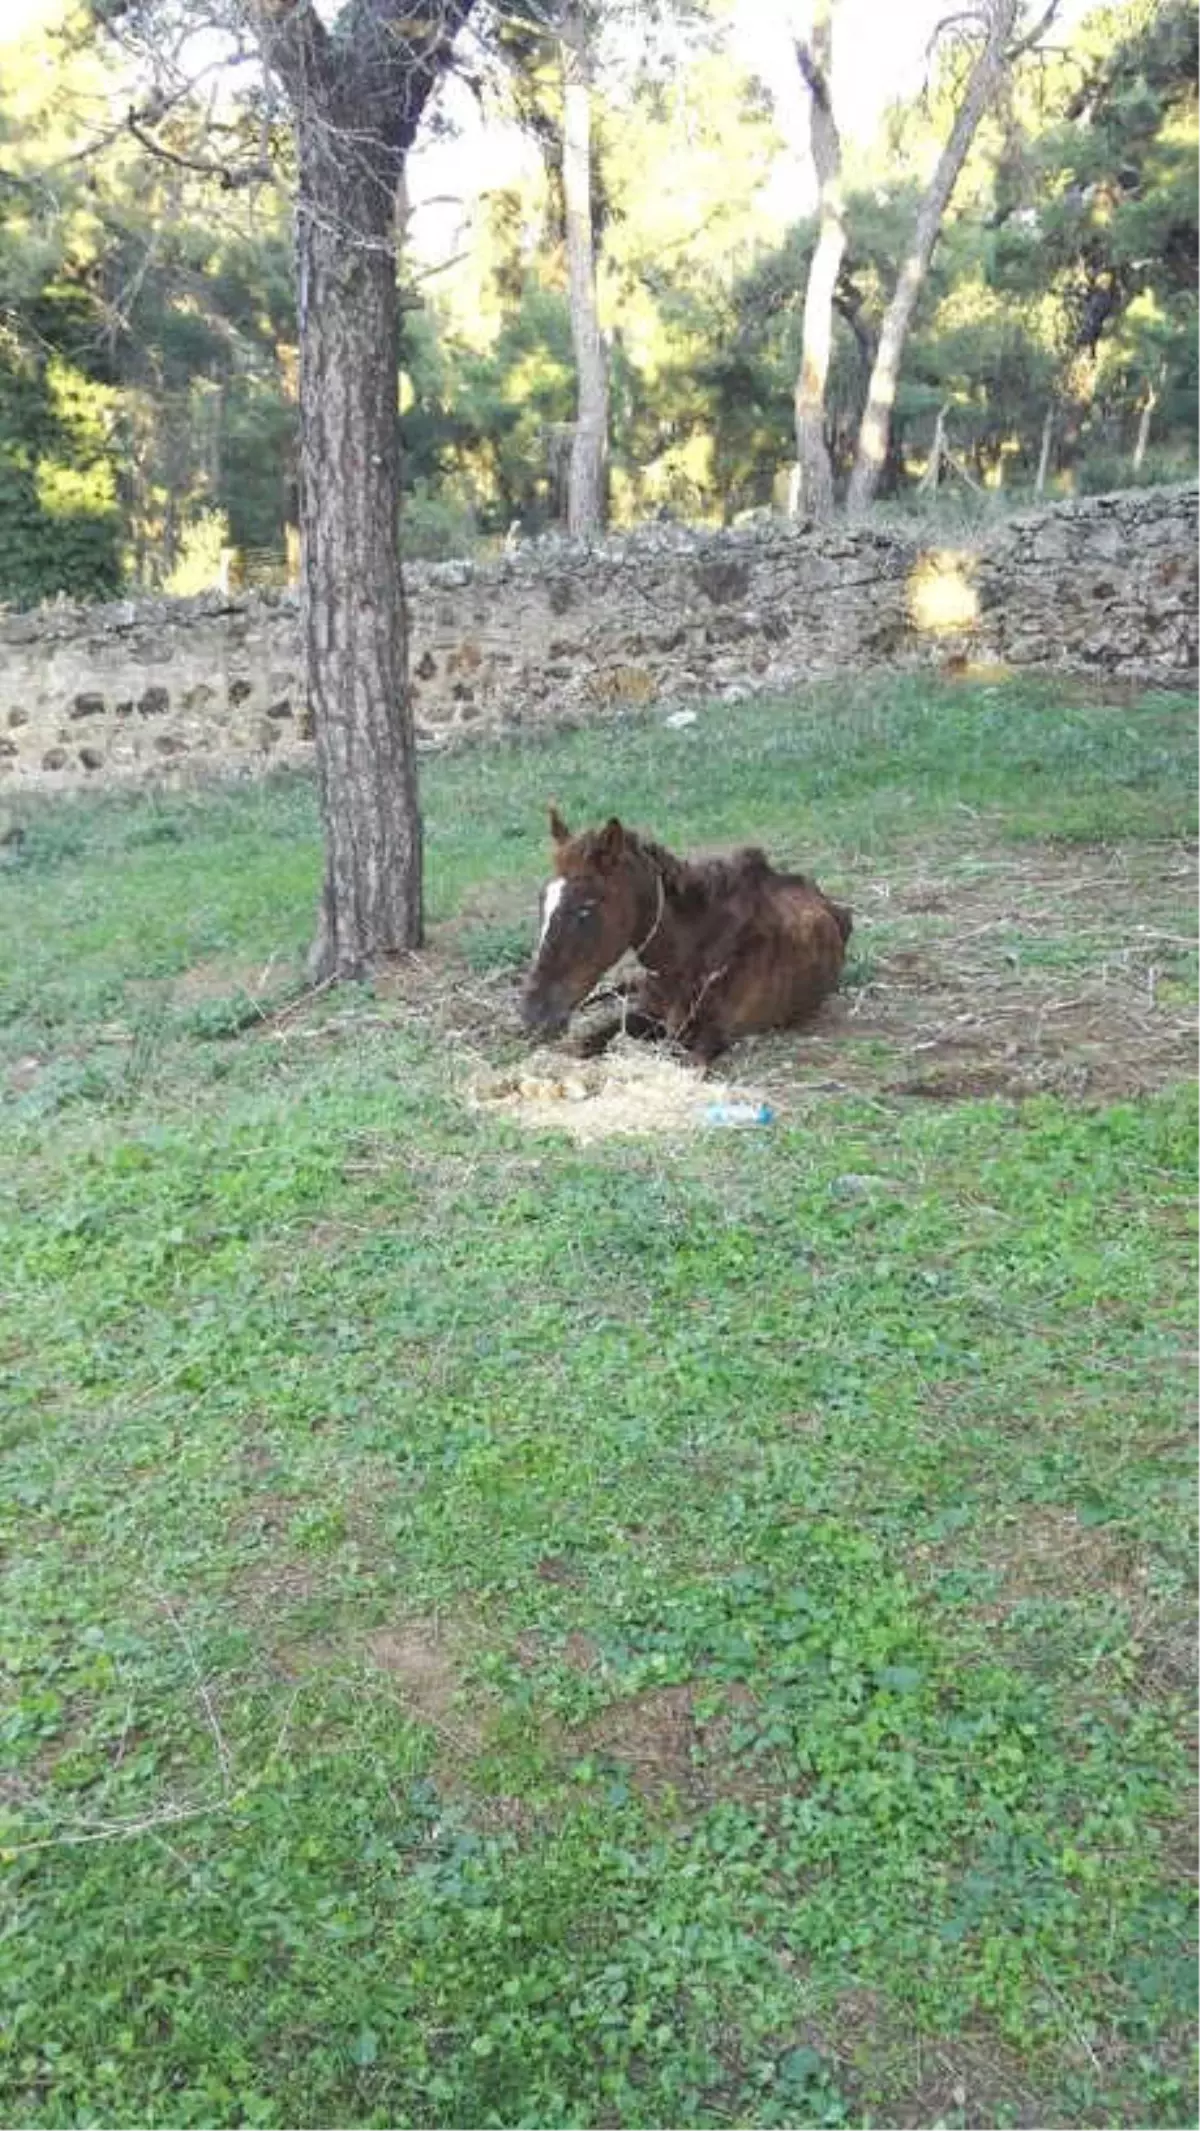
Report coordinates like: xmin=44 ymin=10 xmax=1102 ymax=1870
xmin=721 ymin=870 xmax=849 ymax=1035
xmin=772 ymin=867 xmax=852 ymax=943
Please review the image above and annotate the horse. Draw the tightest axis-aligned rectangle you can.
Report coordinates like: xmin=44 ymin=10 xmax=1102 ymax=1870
xmin=520 ymin=808 xmax=852 ymax=1065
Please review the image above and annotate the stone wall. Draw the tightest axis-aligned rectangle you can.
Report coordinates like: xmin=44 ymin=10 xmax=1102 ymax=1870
xmin=1 ymin=484 xmax=1194 ymax=787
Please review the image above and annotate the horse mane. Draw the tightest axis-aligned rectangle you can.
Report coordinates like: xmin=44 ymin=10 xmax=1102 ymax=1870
xmin=623 ymin=830 xmax=793 ymax=912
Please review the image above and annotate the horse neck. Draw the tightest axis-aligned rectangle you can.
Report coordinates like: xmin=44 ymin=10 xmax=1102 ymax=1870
xmin=627 ymin=836 xmax=691 ymax=956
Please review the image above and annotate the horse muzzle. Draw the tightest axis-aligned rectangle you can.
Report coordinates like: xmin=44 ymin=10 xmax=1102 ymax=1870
xmin=520 ymin=984 xmax=570 ymax=1038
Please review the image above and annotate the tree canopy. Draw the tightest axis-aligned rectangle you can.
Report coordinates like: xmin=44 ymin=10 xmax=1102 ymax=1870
xmin=0 ymin=0 xmax=1194 ymax=602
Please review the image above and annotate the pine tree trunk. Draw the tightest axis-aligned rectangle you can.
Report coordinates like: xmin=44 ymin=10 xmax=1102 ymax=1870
xmin=793 ymin=5 xmax=844 ymax=520
xmin=247 ymin=0 xmax=477 ymax=986
xmin=847 ymin=0 xmax=1020 ymax=515
xmin=296 ymin=117 xmax=421 ymax=982
xmin=562 ymin=5 xmax=608 ymax=538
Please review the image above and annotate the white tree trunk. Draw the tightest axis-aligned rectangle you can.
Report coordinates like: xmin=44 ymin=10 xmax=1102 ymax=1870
xmin=847 ymin=0 xmax=1020 ymax=515
xmin=792 ymin=2 xmax=844 ymax=520
xmin=1035 ymin=402 xmax=1055 ymax=495
xmin=562 ymin=5 xmax=608 ymax=538
xmin=1132 ymin=365 xmax=1164 ymax=474
xmin=918 ymin=403 xmax=950 ymax=493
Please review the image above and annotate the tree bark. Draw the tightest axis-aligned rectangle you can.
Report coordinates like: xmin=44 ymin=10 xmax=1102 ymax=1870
xmin=297 ymin=117 xmax=421 ymax=980
xmin=847 ymin=0 xmax=1020 ymax=515
xmin=250 ymin=0 xmax=476 ymax=981
xmin=561 ymin=4 xmax=608 ymax=538
xmin=792 ymin=5 xmax=844 ymax=520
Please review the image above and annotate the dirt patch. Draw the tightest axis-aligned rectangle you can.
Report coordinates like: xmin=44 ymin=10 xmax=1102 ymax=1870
xmin=230 ymin=1491 xmax=303 ymax=1544
xmin=882 ymin=2026 xmax=1057 ymax=2130
xmin=973 ymin=1504 xmax=1137 ymax=1608
xmin=5 ymin=1054 xmax=44 ymax=1094
xmin=892 ymin=1063 xmax=1029 ymax=1101
xmin=235 ymin=1558 xmax=323 ymax=1621
xmin=576 ymin=1681 xmax=774 ymax=1803
xmin=910 ymin=1504 xmax=1136 ymax=1618
xmin=781 ymin=1990 xmax=1064 ymax=2130
xmin=363 ymin=1621 xmax=483 ymax=1749
xmin=297 ymin=1208 xmax=400 ymax=1254
xmin=744 ymin=840 xmax=1196 ymax=1108
xmin=563 ymin=1630 xmax=602 ymax=1673
xmin=263 ymin=1614 xmax=483 ymax=1754
xmin=468 ymin=1041 xmax=771 ymax=1143
xmin=1135 ymin=1606 xmax=1198 ymax=1700
xmin=580 ymin=1683 xmax=701 ymax=1793
xmin=535 ymin=1553 xmax=585 ymax=1588
xmin=912 ymin=1497 xmax=1197 ymax=1710
xmin=512 ymin=1625 xmax=604 ymax=1678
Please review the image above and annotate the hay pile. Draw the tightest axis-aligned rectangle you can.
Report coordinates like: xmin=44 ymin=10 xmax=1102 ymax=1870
xmin=467 ymin=1040 xmax=770 ymax=1143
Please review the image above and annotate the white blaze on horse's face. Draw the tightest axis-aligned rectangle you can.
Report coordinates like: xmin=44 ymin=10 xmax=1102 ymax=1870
xmin=538 ymin=876 xmax=566 ymax=948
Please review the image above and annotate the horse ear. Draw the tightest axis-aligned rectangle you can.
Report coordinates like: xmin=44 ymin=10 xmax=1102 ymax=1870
xmin=548 ymin=806 xmax=570 ymax=845
xmin=596 ymin=817 xmax=625 ymax=866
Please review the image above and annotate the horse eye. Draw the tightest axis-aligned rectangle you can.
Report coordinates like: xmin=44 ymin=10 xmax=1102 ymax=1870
xmin=574 ymin=903 xmax=595 ymax=922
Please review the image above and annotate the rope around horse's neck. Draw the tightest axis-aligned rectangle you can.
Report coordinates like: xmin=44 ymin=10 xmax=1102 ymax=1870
xmin=633 ymin=867 xmax=666 ymax=963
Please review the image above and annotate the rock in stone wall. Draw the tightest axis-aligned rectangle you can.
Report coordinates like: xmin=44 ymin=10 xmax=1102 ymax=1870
xmin=0 ymin=484 xmax=1194 ymax=788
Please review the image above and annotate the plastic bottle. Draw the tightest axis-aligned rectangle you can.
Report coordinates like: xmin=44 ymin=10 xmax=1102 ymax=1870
xmin=703 ymin=1100 xmax=774 ymax=1127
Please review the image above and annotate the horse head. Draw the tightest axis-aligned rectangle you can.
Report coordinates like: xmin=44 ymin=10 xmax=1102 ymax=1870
xmin=520 ymin=808 xmax=650 ymax=1037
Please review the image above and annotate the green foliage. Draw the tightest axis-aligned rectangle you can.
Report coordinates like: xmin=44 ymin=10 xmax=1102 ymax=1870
xmin=0 ymin=0 xmax=1195 ymax=595
xmin=441 ymin=279 xmax=578 ymax=534
xmin=0 ymin=443 xmax=122 ymax=605
xmin=164 ymin=507 xmax=230 ymax=596
xmin=0 ymin=263 xmax=123 ymax=602
xmin=397 ymin=480 xmax=479 ymax=560
xmin=0 ymin=9 xmax=298 ymax=599
xmin=0 ymin=674 xmax=1195 ymax=2127
xmin=981 ymin=0 xmax=1199 ymax=482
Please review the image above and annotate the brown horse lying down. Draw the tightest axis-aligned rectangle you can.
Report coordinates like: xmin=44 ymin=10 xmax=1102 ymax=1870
xmin=520 ymin=809 xmax=852 ymax=1065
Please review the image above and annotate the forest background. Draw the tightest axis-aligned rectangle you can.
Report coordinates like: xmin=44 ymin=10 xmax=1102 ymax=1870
xmin=0 ymin=0 xmax=1194 ymax=609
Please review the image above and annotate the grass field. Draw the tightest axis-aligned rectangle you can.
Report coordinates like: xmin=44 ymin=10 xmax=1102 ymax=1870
xmin=1 ymin=673 xmax=1196 ymax=2129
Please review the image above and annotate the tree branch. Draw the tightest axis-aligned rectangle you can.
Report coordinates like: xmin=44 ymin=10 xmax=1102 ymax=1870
xmin=392 ymin=1 xmax=481 ymax=156
xmin=251 ymin=0 xmax=480 ymax=157
xmin=1005 ymin=0 xmax=1060 ymax=63
xmin=926 ymin=9 xmax=987 ymax=63
xmin=926 ymin=0 xmax=1055 ymax=76
xmin=126 ymin=109 xmax=275 ymax=190
xmin=249 ymin=0 xmax=337 ymax=112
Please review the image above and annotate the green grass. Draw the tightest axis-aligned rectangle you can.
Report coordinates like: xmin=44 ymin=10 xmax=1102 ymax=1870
xmin=0 ymin=673 xmax=1196 ymax=2129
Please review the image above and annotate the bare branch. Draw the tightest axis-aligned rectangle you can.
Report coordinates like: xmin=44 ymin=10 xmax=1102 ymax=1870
xmin=1006 ymin=0 xmax=1061 ymax=63
xmin=381 ymin=0 xmax=481 ymax=156
xmin=926 ymin=8 xmax=987 ymax=63
xmin=409 ymin=245 xmax=470 ymax=281
xmin=925 ymin=0 xmax=1054 ymax=81
xmin=126 ymin=108 xmax=275 ymax=190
